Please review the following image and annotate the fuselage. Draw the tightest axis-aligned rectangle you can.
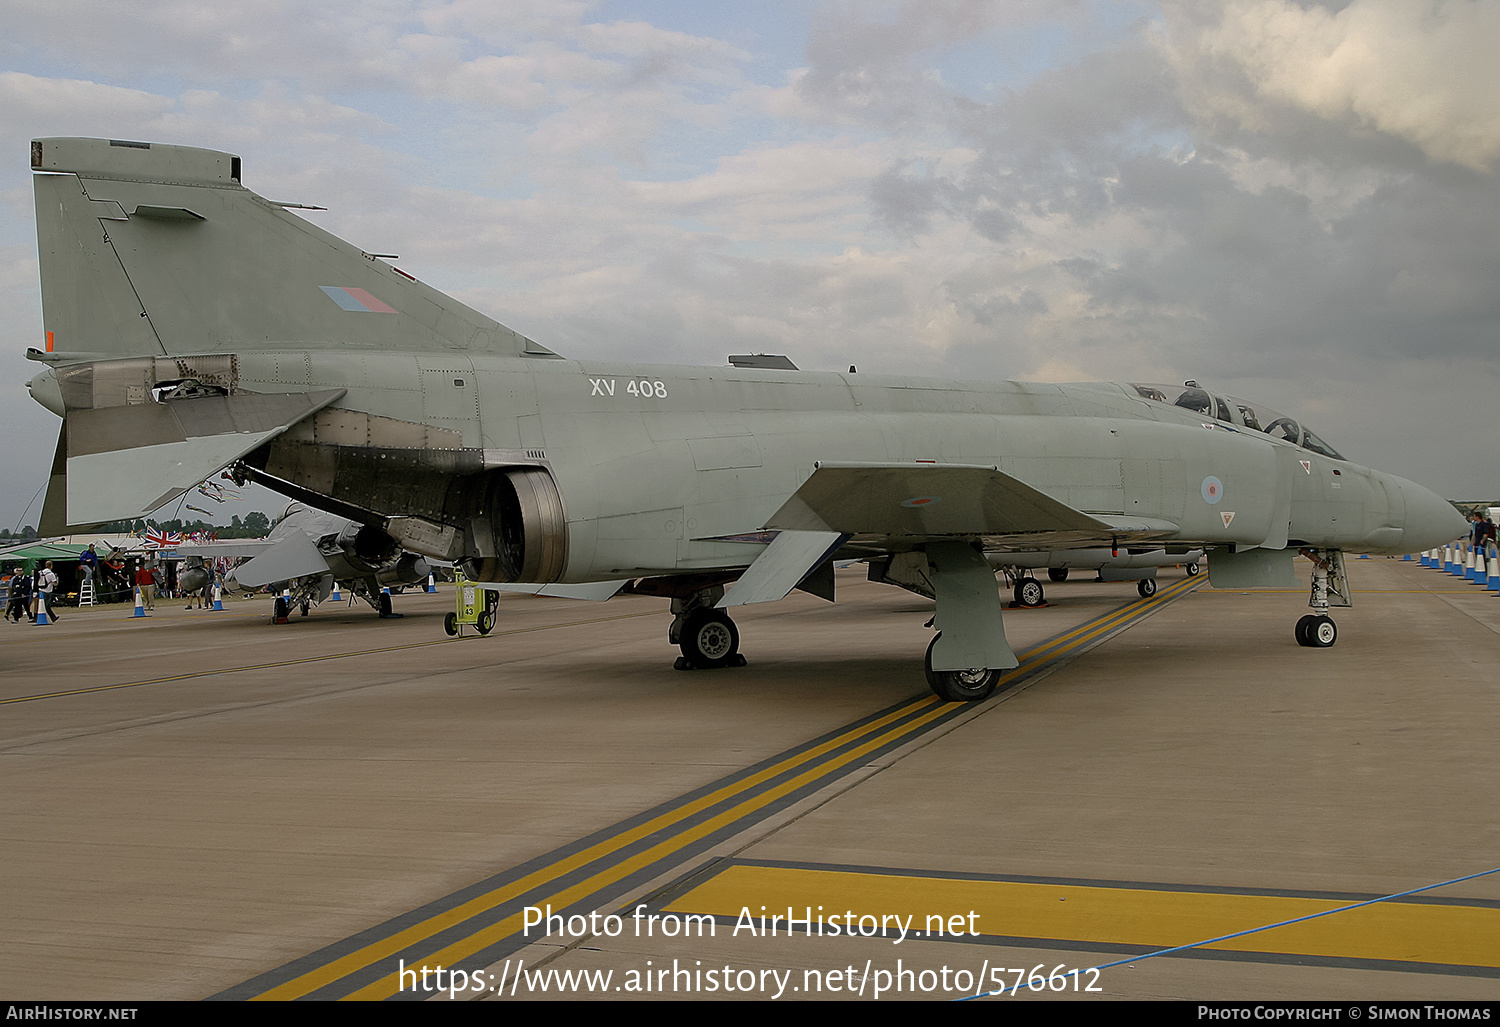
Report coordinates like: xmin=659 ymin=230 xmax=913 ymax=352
xmin=31 ymin=349 xmax=1459 ymax=583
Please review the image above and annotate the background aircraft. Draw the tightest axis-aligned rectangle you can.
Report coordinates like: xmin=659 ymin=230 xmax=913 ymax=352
xmin=990 ymin=547 xmax=1204 ymax=606
xmin=174 ymin=502 xmax=432 ymax=622
xmin=23 ymin=138 xmax=1464 ymax=698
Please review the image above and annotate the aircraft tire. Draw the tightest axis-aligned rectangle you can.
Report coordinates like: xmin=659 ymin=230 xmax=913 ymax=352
xmin=443 ymin=612 xmax=458 ymax=637
xmin=679 ymin=609 xmax=739 ymax=669
xmin=924 ymin=635 xmax=1000 ymax=702
xmin=1294 ymin=615 xmax=1316 ymax=647
xmin=1310 ymin=615 xmax=1337 ymax=648
xmin=273 ymin=597 xmax=289 ymax=623
xmin=1185 ymin=562 xmax=1200 ymax=576
xmin=1137 ymin=578 xmax=1157 ymax=598
xmin=477 ymin=610 xmax=495 ymax=635
xmin=300 ymin=602 xmax=310 ymax=617
xmin=379 ymin=592 xmax=393 ymax=618
xmin=1048 ymin=567 xmax=1069 ymax=582
xmin=1014 ymin=577 xmax=1044 ymax=607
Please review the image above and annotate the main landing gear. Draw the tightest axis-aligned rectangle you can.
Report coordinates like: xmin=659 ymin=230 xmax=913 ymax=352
xmin=924 ymin=634 xmax=1002 ymax=702
xmin=1295 ymin=548 xmax=1348 ymax=648
xmin=924 ymin=542 xmax=1020 ymax=702
xmin=670 ymin=587 xmax=746 ymax=670
xmin=1013 ymin=576 xmax=1045 ymax=607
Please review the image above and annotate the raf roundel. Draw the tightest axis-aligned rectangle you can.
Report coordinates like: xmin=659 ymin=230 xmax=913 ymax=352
xmin=1201 ymin=476 xmax=1223 ymax=504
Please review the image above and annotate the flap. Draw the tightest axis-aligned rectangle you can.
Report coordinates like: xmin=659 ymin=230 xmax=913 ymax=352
xmin=718 ymin=530 xmax=848 ymax=608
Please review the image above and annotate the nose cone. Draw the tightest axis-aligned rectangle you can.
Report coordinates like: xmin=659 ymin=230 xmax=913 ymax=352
xmin=1393 ymin=476 xmax=1467 ymax=554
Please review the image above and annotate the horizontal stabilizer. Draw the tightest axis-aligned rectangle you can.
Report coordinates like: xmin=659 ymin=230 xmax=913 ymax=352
xmin=718 ymin=530 xmax=848 ymax=608
xmin=765 ymin=462 xmax=1112 ymax=541
xmin=163 ymin=540 xmax=280 ymax=560
xmin=38 ymin=426 xmax=80 ymax=535
xmin=65 ymin=389 xmax=344 ymax=524
xmin=482 ymin=580 xmax=630 ymax=601
xmin=230 ymin=532 xmax=332 ymax=589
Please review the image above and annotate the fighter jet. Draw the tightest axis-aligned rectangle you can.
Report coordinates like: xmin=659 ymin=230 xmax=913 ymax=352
xmin=170 ymin=502 xmax=432 ymax=622
xmin=22 ymin=138 xmax=1465 ymax=699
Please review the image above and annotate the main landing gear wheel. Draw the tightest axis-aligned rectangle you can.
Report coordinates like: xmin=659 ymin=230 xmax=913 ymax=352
xmin=924 ymin=635 xmax=1001 ymax=702
xmin=1014 ymin=577 xmax=1045 ymax=607
xmin=476 ymin=610 xmax=495 ymax=635
xmin=272 ymin=597 xmax=289 ymax=623
xmin=1295 ymin=614 xmax=1337 ymax=648
xmin=1137 ymin=578 xmax=1158 ymax=598
xmin=443 ymin=612 xmax=459 ymax=636
xmin=378 ymin=592 xmax=394 ymax=618
xmin=1185 ymin=562 xmax=1200 ymax=576
xmin=300 ymin=601 xmax=311 ymax=617
xmin=679 ymin=609 xmax=740 ymax=669
xmin=1048 ymin=567 xmax=1069 ymax=582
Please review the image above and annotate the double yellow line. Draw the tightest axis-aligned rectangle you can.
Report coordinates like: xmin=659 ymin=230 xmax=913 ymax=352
xmin=239 ymin=577 xmax=1200 ymax=1000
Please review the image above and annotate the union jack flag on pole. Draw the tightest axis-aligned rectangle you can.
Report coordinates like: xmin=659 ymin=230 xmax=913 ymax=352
xmin=143 ymin=528 xmax=184 ymax=550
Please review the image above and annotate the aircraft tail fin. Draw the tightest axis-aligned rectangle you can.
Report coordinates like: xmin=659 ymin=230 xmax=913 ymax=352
xmin=30 ymin=137 xmax=557 ymax=361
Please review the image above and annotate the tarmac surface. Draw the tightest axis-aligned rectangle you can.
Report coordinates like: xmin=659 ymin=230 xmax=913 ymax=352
xmin=2 ymin=556 xmax=1498 ymax=1002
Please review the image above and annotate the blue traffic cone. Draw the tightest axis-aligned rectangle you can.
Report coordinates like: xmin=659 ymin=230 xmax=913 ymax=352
xmin=133 ymin=587 xmax=146 ymax=618
xmin=426 ymin=573 xmax=436 ymax=593
xmin=211 ymin=585 xmax=225 ymax=611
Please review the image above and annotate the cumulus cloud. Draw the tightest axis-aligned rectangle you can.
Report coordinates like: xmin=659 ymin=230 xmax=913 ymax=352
xmin=2 ymin=0 xmax=1498 ymax=527
xmin=1161 ymin=0 xmax=1500 ymax=172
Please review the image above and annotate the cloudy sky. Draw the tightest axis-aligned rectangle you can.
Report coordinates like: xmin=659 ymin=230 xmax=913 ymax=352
xmin=2 ymin=0 xmax=1497 ymax=533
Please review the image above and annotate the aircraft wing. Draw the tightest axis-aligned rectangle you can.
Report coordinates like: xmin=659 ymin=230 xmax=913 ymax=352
xmin=717 ymin=462 xmax=1178 ymax=610
xmin=764 ymin=462 xmax=1117 ymax=542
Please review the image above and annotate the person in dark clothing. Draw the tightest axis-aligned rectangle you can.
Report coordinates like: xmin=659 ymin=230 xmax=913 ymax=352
xmin=5 ymin=570 xmax=31 ymax=623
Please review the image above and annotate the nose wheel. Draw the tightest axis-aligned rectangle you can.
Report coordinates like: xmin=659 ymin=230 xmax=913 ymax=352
xmin=1295 ymin=614 xmax=1337 ymax=648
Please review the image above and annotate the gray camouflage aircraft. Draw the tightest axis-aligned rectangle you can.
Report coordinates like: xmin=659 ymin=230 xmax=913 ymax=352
xmin=23 ymin=138 xmax=1464 ymax=699
xmin=178 ymin=501 xmax=433 ymax=621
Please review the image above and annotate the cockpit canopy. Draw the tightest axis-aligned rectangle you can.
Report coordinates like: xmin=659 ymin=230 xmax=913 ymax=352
xmin=1128 ymin=382 xmax=1345 ymax=461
